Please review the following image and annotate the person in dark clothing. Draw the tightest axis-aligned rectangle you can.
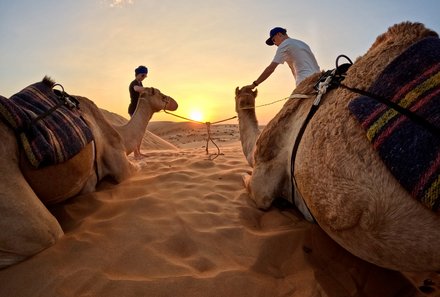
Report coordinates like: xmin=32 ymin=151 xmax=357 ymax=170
xmin=128 ymin=65 xmax=149 ymax=159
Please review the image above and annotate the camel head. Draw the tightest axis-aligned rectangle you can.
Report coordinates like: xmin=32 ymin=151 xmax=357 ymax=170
xmin=140 ymin=87 xmax=178 ymax=112
xmin=235 ymin=86 xmax=257 ymax=112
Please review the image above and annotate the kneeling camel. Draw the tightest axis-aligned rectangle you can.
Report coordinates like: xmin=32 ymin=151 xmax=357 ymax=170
xmin=235 ymin=22 xmax=440 ymax=271
xmin=0 ymin=78 xmax=178 ymax=269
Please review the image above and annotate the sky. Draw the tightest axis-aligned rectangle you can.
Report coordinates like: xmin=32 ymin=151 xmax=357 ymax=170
xmin=1 ymin=0 xmax=439 ymax=124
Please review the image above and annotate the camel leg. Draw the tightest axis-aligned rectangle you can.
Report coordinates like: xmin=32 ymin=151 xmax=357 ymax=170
xmin=0 ymin=126 xmax=63 ymax=268
xmin=242 ymin=173 xmax=252 ymax=192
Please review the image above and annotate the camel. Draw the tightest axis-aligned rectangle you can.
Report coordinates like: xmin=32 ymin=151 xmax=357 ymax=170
xmin=235 ymin=22 xmax=440 ymax=272
xmin=0 ymin=78 xmax=178 ymax=269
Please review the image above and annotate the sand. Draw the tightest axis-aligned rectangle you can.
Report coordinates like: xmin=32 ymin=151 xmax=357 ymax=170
xmin=0 ymin=117 xmax=436 ymax=297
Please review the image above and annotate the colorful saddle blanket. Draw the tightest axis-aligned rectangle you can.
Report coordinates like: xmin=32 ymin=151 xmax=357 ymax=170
xmin=348 ymin=37 xmax=440 ymax=211
xmin=0 ymin=78 xmax=93 ymax=168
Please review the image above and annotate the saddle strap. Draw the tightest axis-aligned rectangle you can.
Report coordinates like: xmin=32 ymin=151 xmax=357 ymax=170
xmin=290 ymin=59 xmax=353 ymax=221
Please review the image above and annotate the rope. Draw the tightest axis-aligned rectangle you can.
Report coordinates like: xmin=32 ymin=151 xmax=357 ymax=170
xmin=205 ymin=122 xmax=222 ymax=160
xmin=160 ymin=91 xmax=312 ymax=160
xmin=162 ymin=108 xmax=237 ymax=160
xmin=239 ymin=93 xmax=313 ymax=110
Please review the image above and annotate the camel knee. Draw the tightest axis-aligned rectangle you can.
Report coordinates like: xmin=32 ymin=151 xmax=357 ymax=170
xmin=0 ymin=223 xmax=63 ymax=269
xmin=0 ymin=203 xmax=64 ymax=269
xmin=253 ymin=195 xmax=273 ymax=210
xmin=242 ymin=173 xmax=274 ymax=210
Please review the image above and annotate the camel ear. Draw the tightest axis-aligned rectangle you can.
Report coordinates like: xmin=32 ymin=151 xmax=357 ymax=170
xmin=253 ymin=89 xmax=258 ymax=97
xmin=235 ymin=87 xmax=240 ymax=96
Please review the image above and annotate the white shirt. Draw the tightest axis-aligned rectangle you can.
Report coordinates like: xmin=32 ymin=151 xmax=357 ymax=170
xmin=273 ymin=38 xmax=320 ymax=86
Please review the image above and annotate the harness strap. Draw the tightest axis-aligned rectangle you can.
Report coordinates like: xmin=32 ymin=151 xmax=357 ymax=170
xmin=289 ymin=102 xmax=320 ymax=222
xmin=19 ymin=101 xmax=64 ymax=133
xmin=290 ymin=100 xmax=321 ymax=222
xmin=92 ymin=140 xmax=100 ymax=182
xmin=17 ymin=86 xmax=80 ymax=134
xmin=340 ymin=83 xmax=440 ymax=138
xmin=290 ymin=59 xmax=353 ymax=222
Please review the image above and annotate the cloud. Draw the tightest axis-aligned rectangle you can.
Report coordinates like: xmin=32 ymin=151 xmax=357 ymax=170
xmin=106 ymin=0 xmax=133 ymax=8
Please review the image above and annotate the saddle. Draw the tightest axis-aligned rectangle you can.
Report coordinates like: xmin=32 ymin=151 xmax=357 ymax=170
xmin=0 ymin=77 xmax=93 ymax=168
xmin=349 ymin=37 xmax=440 ymax=211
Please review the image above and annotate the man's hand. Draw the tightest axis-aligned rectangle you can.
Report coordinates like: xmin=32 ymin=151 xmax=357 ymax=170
xmin=242 ymin=84 xmax=256 ymax=90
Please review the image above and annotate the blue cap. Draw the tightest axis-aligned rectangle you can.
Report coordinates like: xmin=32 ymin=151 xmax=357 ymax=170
xmin=135 ymin=65 xmax=148 ymax=75
xmin=266 ymin=27 xmax=287 ymax=46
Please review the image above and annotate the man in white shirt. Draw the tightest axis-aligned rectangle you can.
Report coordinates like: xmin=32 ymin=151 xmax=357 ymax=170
xmin=245 ymin=27 xmax=320 ymax=90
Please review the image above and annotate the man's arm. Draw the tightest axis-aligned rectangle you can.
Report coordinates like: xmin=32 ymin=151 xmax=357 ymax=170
xmin=133 ymin=85 xmax=146 ymax=93
xmin=244 ymin=62 xmax=278 ymax=89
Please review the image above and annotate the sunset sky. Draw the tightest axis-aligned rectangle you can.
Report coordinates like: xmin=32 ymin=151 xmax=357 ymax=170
xmin=1 ymin=0 xmax=439 ymax=124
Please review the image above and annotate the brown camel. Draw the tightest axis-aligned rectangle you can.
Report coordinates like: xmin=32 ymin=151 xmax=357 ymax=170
xmin=235 ymin=22 xmax=440 ymax=271
xmin=0 ymin=79 xmax=178 ymax=269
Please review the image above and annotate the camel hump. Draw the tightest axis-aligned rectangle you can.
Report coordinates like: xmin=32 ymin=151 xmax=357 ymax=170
xmin=42 ymin=75 xmax=56 ymax=87
xmin=0 ymin=78 xmax=94 ymax=168
xmin=349 ymin=36 xmax=440 ymax=211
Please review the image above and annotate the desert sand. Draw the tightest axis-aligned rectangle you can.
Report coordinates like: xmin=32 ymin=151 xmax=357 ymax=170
xmin=0 ymin=113 xmax=436 ymax=296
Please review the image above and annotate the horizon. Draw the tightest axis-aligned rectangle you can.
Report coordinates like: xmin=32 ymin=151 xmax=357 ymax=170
xmin=1 ymin=0 xmax=439 ymax=124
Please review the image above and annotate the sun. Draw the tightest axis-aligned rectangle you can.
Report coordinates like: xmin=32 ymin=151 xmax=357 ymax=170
xmin=189 ymin=110 xmax=204 ymax=122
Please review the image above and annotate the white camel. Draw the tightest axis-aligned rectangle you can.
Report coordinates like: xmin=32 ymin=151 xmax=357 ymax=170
xmin=235 ymin=22 xmax=440 ymax=272
xmin=0 ymin=78 xmax=178 ymax=269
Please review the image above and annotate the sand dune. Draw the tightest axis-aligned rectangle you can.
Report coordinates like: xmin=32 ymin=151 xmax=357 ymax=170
xmin=0 ymin=116 xmax=435 ymax=296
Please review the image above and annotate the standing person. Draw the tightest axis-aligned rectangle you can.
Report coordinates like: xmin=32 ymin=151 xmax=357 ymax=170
xmin=128 ymin=65 xmax=149 ymax=159
xmin=244 ymin=27 xmax=320 ymax=91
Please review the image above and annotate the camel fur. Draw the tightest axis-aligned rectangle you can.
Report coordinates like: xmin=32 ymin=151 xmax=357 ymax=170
xmin=235 ymin=22 xmax=440 ymax=271
xmin=0 ymin=81 xmax=178 ymax=269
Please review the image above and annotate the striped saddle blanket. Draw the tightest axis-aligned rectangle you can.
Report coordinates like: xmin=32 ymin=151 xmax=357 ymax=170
xmin=348 ymin=37 xmax=440 ymax=211
xmin=0 ymin=78 xmax=93 ymax=168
